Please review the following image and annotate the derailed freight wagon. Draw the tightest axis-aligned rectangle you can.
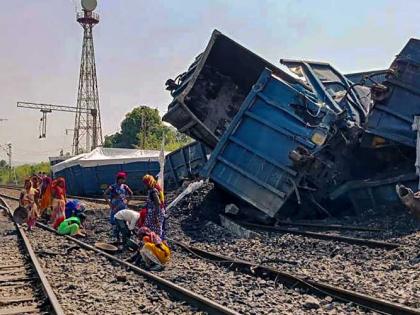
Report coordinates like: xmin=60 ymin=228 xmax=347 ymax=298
xmin=166 ymin=29 xmax=420 ymax=218
xmin=201 ymin=67 xmax=356 ymax=218
xmin=201 ymin=39 xmax=420 ymax=218
xmin=163 ymin=29 xmax=303 ymax=148
xmin=164 ymin=141 xmax=211 ymax=191
xmin=52 ymin=148 xmax=161 ymax=196
xmin=366 ymin=38 xmax=420 ymax=147
xmin=344 ymin=70 xmax=388 ymax=88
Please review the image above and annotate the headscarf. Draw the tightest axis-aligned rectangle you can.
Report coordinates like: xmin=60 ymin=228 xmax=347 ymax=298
xmin=143 ymin=174 xmax=164 ymax=204
xmin=30 ymin=176 xmax=41 ymax=189
xmin=138 ymin=226 xmax=162 ymax=244
xmin=116 ymin=172 xmax=127 ymax=181
xmin=65 ymin=199 xmax=85 ymax=219
xmin=24 ymin=178 xmax=32 ymax=191
xmin=136 ymin=208 xmax=148 ymax=229
xmin=52 ymin=177 xmax=66 ymax=200
xmin=41 ymin=176 xmax=52 ymax=195
xmin=143 ymin=174 xmax=156 ymax=187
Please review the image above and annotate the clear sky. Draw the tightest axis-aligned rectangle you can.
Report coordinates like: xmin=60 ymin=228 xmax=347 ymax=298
xmin=0 ymin=0 xmax=418 ymax=164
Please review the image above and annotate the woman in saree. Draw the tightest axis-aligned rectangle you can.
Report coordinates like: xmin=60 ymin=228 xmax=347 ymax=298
xmin=57 ymin=213 xmax=86 ymax=236
xmin=19 ymin=179 xmax=40 ymax=231
xmin=39 ymin=175 xmax=53 ymax=216
xmin=130 ymin=226 xmax=170 ymax=271
xmin=104 ymin=172 xmax=133 ymax=242
xmin=50 ymin=177 xmax=67 ymax=229
xmin=142 ymin=174 xmax=165 ymax=240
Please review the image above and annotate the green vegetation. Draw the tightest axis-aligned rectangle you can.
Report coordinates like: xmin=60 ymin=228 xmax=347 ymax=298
xmin=104 ymin=106 xmax=191 ymax=151
xmin=0 ymin=161 xmax=50 ymax=184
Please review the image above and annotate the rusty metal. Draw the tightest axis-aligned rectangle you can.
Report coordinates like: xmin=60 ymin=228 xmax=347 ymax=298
xmin=274 ymin=220 xmax=384 ymax=232
xmin=238 ymin=221 xmax=400 ymax=250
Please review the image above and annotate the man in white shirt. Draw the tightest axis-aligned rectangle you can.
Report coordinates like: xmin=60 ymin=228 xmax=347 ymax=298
xmin=114 ymin=209 xmax=140 ymax=247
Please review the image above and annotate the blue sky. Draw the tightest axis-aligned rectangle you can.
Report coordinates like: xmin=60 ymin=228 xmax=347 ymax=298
xmin=0 ymin=0 xmax=419 ymax=163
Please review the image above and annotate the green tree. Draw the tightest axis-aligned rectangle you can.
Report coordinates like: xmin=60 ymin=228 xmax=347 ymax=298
xmin=0 ymin=162 xmax=50 ymax=184
xmin=104 ymin=106 xmax=191 ymax=151
xmin=0 ymin=160 xmax=7 ymax=168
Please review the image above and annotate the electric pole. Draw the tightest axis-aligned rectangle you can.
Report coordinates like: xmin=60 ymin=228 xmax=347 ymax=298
xmin=140 ymin=113 xmax=145 ymax=149
xmin=6 ymin=143 xmax=12 ymax=181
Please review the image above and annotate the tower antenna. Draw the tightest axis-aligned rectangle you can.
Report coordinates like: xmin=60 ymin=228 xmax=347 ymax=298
xmin=73 ymin=0 xmax=103 ymax=155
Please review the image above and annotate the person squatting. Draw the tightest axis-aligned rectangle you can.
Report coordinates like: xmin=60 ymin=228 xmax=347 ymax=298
xmin=105 ymin=172 xmax=170 ymax=270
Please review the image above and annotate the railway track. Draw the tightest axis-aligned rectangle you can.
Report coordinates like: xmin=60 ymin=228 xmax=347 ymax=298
xmin=0 ymin=186 xmax=401 ymax=249
xmin=1 ymin=188 xmax=419 ymax=314
xmin=237 ymin=221 xmax=401 ymax=250
xmin=0 ymin=193 xmax=238 ymax=314
xmin=171 ymin=240 xmax=420 ymax=315
xmin=0 ymin=191 xmax=360 ymax=314
xmin=0 ymin=197 xmax=64 ymax=315
xmin=162 ymin=183 xmax=420 ymax=312
xmin=0 ymin=190 xmax=370 ymax=313
xmin=0 ymin=184 xmax=147 ymax=203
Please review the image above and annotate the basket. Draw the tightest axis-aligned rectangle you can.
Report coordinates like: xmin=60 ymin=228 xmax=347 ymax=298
xmin=13 ymin=206 xmax=28 ymax=224
xmin=94 ymin=242 xmax=118 ymax=253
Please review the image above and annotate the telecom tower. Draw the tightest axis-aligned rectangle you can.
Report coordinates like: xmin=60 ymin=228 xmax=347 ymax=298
xmin=73 ymin=0 xmax=103 ymax=155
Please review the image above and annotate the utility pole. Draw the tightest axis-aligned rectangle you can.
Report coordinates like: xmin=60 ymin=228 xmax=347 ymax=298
xmin=1 ymin=143 xmax=12 ymax=182
xmin=6 ymin=143 xmax=12 ymax=181
xmin=140 ymin=111 xmax=149 ymax=150
xmin=140 ymin=113 xmax=144 ymax=149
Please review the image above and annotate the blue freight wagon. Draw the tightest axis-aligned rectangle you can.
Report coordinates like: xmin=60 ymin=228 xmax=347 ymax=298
xmin=164 ymin=141 xmax=211 ymax=191
xmin=49 ymin=156 xmax=72 ymax=166
xmin=367 ymin=38 xmax=420 ymax=147
xmin=52 ymin=148 xmax=161 ymax=196
xmin=202 ymin=68 xmax=338 ymax=218
xmin=345 ymin=70 xmax=388 ymax=87
xmin=329 ymin=173 xmax=418 ymax=214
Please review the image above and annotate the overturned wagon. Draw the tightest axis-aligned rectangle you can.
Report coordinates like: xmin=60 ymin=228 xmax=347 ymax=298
xmin=201 ymin=67 xmax=359 ymax=218
xmin=166 ymin=30 xmax=420 ymax=219
xmin=52 ymin=148 xmax=160 ymax=196
xmin=163 ymin=29 xmax=301 ymax=148
xmin=164 ymin=141 xmax=211 ymax=191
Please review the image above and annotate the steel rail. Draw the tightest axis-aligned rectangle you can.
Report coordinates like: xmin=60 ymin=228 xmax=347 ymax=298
xmin=67 ymin=194 xmax=147 ymax=202
xmin=171 ymin=239 xmax=420 ymax=315
xmin=274 ymin=220 xmax=384 ymax=232
xmin=36 ymin=222 xmax=239 ymax=315
xmin=0 ymin=185 xmax=146 ymax=201
xmin=239 ymin=221 xmax=400 ymax=250
xmin=0 ymin=196 xmax=65 ymax=315
xmin=0 ymin=184 xmax=20 ymax=190
xmin=0 ymin=188 xmax=145 ymax=210
xmin=66 ymin=194 xmax=145 ymax=211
